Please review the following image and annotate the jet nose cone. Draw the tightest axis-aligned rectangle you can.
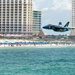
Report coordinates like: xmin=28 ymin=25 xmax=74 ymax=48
xmin=43 ymin=26 xmax=46 ymax=29
xmin=42 ymin=26 xmax=45 ymax=29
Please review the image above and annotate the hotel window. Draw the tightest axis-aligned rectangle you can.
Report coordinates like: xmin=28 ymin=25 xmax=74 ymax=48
xmin=19 ymin=10 xmax=22 ymax=13
xmin=15 ymin=27 xmax=17 ymax=28
xmin=2 ymin=29 xmax=5 ymax=31
xmin=7 ymin=9 xmax=9 ymax=11
xmin=19 ymin=16 xmax=21 ymax=18
xmin=15 ymin=16 xmax=17 ymax=18
xmin=11 ymin=17 xmax=13 ymax=18
xmin=19 ymin=19 xmax=21 ymax=21
xmin=15 ymin=21 xmax=17 ymax=23
xmin=15 ymin=1 xmax=17 ymax=3
xmin=7 ymin=5 xmax=9 ymax=7
xmin=11 ymin=9 xmax=13 ymax=11
xmin=7 ymin=29 xmax=9 ymax=31
xmin=11 ymin=24 xmax=13 ymax=26
xmin=19 ymin=14 xmax=21 ymax=16
xmin=19 ymin=22 xmax=21 ymax=24
xmin=15 ymin=14 xmax=17 ymax=16
xmin=19 ymin=24 xmax=21 ymax=26
xmin=19 ymin=0 xmax=22 ymax=3
xmin=7 ymin=14 xmax=9 ymax=16
xmin=19 ymin=11 xmax=21 ymax=13
xmin=15 ymin=4 xmax=17 ymax=6
xmin=19 ymin=29 xmax=21 ymax=31
xmin=7 ymin=0 xmax=9 ymax=3
xmin=11 ymin=14 xmax=13 ymax=16
xmin=11 ymin=1 xmax=13 ymax=3
xmin=15 ymin=11 xmax=17 ymax=13
xmin=11 ymin=12 xmax=13 ymax=13
xmin=3 ymin=14 xmax=5 ymax=16
xmin=19 ymin=4 xmax=22 ymax=6
xmin=3 ymin=11 xmax=5 ymax=13
xmin=15 ymin=7 xmax=17 ymax=9
xmin=6 ymin=27 xmax=9 ymax=29
xmin=3 ymin=8 xmax=5 ymax=11
xmin=11 ymin=27 xmax=13 ymax=28
xmin=3 ymin=1 xmax=5 ymax=3
xmin=7 ymin=19 xmax=9 ymax=21
xmin=11 ymin=4 xmax=13 ymax=7
xmin=15 ymin=29 xmax=17 ymax=31
xmin=11 ymin=29 xmax=13 ymax=31
xmin=3 ymin=4 xmax=5 ymax=7
xmin=15 ymin=24 xmax=17 ymax=26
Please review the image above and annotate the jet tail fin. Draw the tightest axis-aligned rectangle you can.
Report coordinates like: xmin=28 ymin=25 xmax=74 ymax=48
xmin=64 ymin=22 xmax=70 ymax=27
xmin=59 ymin=22 xmax=62 ymax=25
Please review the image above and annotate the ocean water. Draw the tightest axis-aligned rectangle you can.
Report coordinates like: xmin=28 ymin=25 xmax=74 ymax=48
xmin=0 ymin=46 xmax=75 ymax=75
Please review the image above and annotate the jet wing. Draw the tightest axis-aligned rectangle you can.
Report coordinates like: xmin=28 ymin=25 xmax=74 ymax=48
xmin=55 ymin=26 xmax=75 ymax=30
xmin=54 ymin=25 xmax=64 ymax=29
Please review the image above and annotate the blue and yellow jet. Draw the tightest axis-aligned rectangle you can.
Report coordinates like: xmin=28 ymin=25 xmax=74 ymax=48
xmin=43 ymin=22 xmax=75 ymax=32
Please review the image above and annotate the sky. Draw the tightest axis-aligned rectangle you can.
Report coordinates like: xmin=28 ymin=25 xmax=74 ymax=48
xmin=33 ymin=0 xmax=71 ymax=35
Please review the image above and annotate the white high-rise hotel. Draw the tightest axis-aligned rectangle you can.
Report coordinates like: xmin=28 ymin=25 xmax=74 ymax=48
xmin=72 ymin=0 xmax=75 ymax=35
xmin=0 ymin=0 xmax=33 ymax=35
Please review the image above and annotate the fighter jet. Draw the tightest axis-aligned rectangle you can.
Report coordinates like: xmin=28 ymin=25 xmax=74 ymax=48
xmin=43 ymin=22 xmax=75 ymax=32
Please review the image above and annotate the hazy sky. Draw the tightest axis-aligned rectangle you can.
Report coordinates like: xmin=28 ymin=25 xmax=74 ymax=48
xmin=33 ymin=0 xmax=71 ymax=35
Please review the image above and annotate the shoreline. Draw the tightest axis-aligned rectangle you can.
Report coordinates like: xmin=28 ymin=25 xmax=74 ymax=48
xmin=0 ymin=44 xmax=75 ymax=48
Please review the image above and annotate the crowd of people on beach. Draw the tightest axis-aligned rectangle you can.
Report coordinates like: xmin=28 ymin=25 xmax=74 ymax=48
xmin=0 ymin=39 xmax=75 ymax=47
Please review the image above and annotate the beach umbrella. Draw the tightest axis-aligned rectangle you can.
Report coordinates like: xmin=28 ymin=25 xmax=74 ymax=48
xmin=0 ymin=42 xmax=2 ymax=44
xmin=4 ymin=40 xmax=10 ymax=44
xmin=22 ymin=42 xmax=26 ymax=44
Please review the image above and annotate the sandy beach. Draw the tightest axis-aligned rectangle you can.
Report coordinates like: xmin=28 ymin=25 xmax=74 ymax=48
xmin=0 ymin=43 xmax=75 ymax=48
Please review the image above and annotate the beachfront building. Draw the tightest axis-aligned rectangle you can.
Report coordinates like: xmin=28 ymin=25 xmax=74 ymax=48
xmin=33 ymin=11 xmax=41 ymax=34
xmin=71 ymin=0 xmax=75 ymax=36
xmin=0 ymin=0 xmax=33 ymax=36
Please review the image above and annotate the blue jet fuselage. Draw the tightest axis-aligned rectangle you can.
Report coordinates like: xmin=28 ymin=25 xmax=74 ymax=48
xmin=43 ymin=25 xmax=69 ymax=32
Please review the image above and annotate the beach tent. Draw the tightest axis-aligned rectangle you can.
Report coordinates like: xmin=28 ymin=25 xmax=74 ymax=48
xmin=3 ymin=39 xmax=10 ymax=44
